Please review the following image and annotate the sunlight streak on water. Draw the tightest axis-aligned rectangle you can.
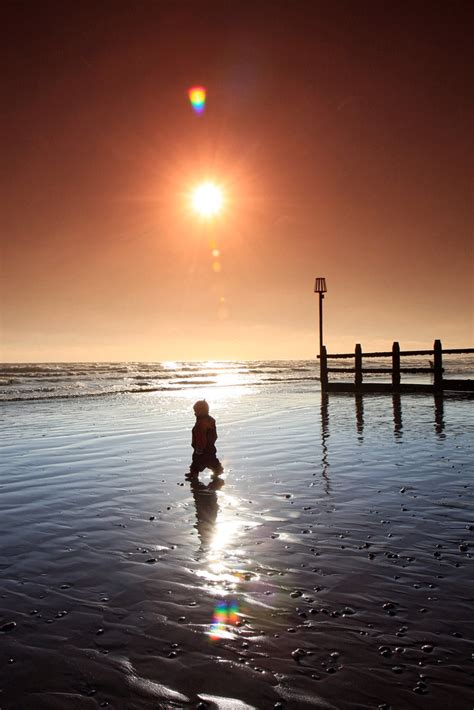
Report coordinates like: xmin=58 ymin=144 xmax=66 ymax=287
xmin=188 ymin=483 xmax=264 ymax=638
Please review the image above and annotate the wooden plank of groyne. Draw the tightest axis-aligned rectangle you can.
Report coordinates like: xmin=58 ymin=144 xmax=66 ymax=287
xmin=442 ymin=348 xmax=474 ymax=354
xmin=327 ymin=367 xmax=357 ymax=373
xmin=397 ymin=367 xmax=433 ymax=374
xmin=326 ymin=382 xmax=437 ymax=393
xmin=328 ymin=366 xmax=433 ymax=374
xmin=321 ymin=347 xmax=474 ymax=359
xmin=322 ymin=352 xmax=391 ymax=359
xmin=442 ymin=379 xmax=474 ymax=391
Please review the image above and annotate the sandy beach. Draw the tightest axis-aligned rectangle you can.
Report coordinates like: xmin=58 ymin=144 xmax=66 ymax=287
xmin=1 ymin=364 xmax=473 ymax=709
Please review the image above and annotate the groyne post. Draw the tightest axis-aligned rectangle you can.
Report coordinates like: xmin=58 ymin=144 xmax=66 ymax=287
xmin=355 ymin=343 xmax=363 ymax=389
xmin=433 ymin=339 xmax=443 ymax=390
xmin=392 ymin=341 xmax=401 ymax=391
xmin=320 ymin=345 xmax=328 ymax=391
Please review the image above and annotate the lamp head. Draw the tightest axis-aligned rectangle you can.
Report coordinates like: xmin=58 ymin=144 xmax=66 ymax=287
xmin=314 ymin=277 xmax=327 ymax=294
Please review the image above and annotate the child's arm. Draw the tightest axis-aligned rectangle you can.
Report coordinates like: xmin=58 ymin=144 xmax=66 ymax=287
xmin=193 ymin=421 xmax=208 ymax=452
xmin=207 ymin=422 xmax=217 ymax=447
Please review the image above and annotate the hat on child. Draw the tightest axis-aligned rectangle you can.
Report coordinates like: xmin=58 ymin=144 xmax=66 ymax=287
xmin=193 ymin=400 xmax=209 ymax=415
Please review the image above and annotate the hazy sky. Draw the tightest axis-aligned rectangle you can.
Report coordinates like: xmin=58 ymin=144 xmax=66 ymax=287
xmin=1 ymin=0 xmax=473 ymax=361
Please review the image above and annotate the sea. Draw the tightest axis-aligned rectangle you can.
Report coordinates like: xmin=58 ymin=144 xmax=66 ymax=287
xmin=1 ymin=355 xmax=473 ymax=401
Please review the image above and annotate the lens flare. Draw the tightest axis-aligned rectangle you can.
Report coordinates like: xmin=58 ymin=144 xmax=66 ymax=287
xmin=188 ymin=86 xmax=206 ymax=114
xmin=228 ymin=600 xmax=239 ymax=624
xmin=209 ymin=598 xmax=240 ymax=640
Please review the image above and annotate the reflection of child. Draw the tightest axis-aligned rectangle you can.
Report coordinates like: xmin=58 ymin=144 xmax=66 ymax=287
xmin=189 ymin=475 xmax=224 ymax=548
xmin=190 ymin=400 xmax=223 ymax=476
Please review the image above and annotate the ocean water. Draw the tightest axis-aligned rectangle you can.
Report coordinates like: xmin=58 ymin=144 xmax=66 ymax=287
xmin=0 ymin=361 xmax=316 ymax=401
xmin=0 ymin=362 xmax=473 ymax=709
xmin=0 ymin=355 xmax=473 ymax=401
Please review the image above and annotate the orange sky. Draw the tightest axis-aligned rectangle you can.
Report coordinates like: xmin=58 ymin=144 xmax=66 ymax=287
xmin=1 ymin=1 xmax=473 ymax=362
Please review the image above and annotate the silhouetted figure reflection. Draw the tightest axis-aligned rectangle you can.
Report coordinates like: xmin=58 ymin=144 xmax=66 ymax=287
xmin=187 ymin=474 xmax=225 ymax=549
xmin=392 ymin=393 xmax=403 ymax=439
xmin=355 ymin=393 xmax=364 ymax=440
xmin=190 ymin=400 xmax=223 ymax=476
xmin=434 ymin=394 xmax=445 ymax=438
xmin=320 ymin=393 xmax=331 ymax=494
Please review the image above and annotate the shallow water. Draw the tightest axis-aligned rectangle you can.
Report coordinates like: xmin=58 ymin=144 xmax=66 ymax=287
xmin=0 ymin=382 xmax=473 ymax=709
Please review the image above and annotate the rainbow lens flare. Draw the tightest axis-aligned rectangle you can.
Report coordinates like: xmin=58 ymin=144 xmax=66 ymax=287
xmin=188 ymin=86 xmax=206 ymax=114
xmin=209 ymin=598 xmax=240 ymax=640
xmin=228 ymin=600 xmax=239 ymax=624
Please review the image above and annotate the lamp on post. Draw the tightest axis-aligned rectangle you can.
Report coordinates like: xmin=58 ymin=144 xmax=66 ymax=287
xmin=314 ymin=277 xmax=327 ymax=357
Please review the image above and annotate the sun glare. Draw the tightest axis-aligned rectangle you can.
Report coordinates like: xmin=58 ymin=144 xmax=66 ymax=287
xmin=191 ymin=182 xmax=224 ymax=218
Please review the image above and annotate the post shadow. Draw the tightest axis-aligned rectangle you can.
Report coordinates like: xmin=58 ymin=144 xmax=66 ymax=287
xmin=392 ymin=393 xmax=403 ymax=439
xmin=355 ymin=393 xmax=364 ymax=440
xmin=320 ymin=392 xmax=331 ymax=494
xmin=434 ymin=393 xmax=445 ymax=438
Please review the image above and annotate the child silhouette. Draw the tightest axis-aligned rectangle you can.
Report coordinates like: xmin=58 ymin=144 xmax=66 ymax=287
xmin=189 ymin=400 xmax=223 ymax=477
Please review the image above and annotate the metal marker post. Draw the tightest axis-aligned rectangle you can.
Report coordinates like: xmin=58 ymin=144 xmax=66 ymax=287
xmin=314 ymin=277 xmax=327 ymax=357
xmin=314 ymin=277 xmax=327 ymax=389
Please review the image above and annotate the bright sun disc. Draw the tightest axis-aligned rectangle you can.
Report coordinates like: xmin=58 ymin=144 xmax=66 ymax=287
xmin=191 ymin=182 xmax=224 ymax=218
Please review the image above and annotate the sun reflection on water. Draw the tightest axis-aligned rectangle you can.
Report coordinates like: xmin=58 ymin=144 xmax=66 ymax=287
xmin=189 ymin=479 xmax=260 ymax=640
xmin=162 ymin=361 xmax=179 ymax=369
xmin=174 ymin=367 xmax=256 ymax=409
xmin=179 ymin=362 xmax=265 ymax=639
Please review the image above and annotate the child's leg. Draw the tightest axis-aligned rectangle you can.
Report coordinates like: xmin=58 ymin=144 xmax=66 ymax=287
xmin=209 ymin=456 xmax=224 ymax=475
xmin=189 ymin=453 xmax=206 ymax=475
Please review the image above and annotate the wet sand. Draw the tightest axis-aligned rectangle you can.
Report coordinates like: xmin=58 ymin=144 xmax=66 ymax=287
xmin=1 ymin=388 xmax=473 ymax=709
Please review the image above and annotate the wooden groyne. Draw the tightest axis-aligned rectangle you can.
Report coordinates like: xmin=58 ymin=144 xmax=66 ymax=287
xmin=318 ymin=340 xmax=474 ymax=393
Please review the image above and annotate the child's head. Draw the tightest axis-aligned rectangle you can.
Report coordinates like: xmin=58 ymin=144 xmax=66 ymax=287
xmin=193 ymin=400 xmax=209 ymax=416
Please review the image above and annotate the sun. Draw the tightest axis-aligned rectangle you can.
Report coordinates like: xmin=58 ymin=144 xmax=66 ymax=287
xmin=191 ymin=182 xmax=224 ymax=218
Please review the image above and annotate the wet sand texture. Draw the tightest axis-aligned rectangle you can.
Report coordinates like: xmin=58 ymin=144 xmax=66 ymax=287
xmin=1 ymin=387 xmax=473 ymax=709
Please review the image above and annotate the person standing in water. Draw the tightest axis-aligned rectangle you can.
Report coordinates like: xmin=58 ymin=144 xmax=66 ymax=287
xmin=189 ymin=400 xmax=223 ymax=477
